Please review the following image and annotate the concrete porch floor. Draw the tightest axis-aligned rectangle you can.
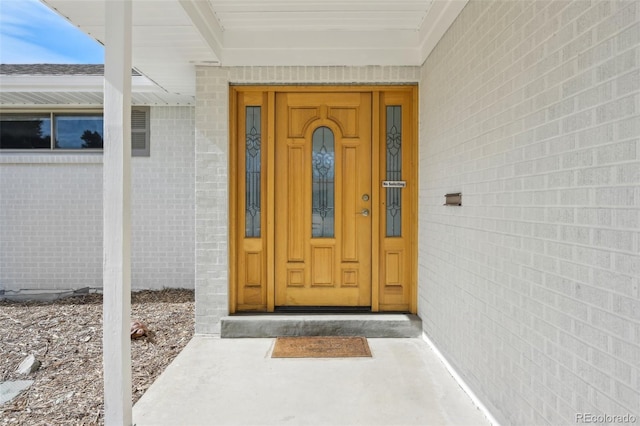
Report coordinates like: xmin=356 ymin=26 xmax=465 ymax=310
xmin=132 ymin=336 xmax=492 ymax=426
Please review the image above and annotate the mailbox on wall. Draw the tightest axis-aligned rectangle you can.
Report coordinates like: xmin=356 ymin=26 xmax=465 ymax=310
xmin=444 ymin=193 xmax=462 ymax=206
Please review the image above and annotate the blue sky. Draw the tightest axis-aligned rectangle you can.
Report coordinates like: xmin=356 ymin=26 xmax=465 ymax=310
xmin=0 ymin=0 xmax=103 ymax=63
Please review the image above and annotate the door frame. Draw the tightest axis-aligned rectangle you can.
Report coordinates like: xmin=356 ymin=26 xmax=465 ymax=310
xmin=229 ymin=85 xmax=418 ymax=314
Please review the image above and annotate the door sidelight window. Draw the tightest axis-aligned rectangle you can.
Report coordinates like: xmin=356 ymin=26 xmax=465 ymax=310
xmin=386 ymin=106 xmax=402 ymax=237
xmin=245 ymin=106 xmax=261 ymax=238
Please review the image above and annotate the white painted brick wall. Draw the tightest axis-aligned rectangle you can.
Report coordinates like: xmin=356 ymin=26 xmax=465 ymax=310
xmin=0 ymin=159 xmax=103 ymax=291
xmin=194 ymin=66 xmax=420 ymax=333
xmin=0 ymin=106 xmax=195 ymax=293
xmin=132 ymin=106 xmax=195 ymax=290
xmin=420 ymin=0 xmax=639 ymax=424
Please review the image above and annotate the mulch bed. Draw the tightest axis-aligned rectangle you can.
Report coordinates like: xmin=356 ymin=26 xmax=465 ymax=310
xmin=0 ymin=289 xmax=194 ymax=425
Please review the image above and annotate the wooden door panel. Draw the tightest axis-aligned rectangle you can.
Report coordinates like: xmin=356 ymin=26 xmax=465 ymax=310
xmin=288 ymin=107 xmax=320 ymax=138
xmin=287 ymin=267 xmax=305 ymax=287
xmin=341 ymin=145 xmax=358 ymax=261
xmin=286 ymin=145 xmax=306 ymax=262
xmin=275 ymin=92 xmax=372 ymax=306
xmin=328 ymin=107 xmax=358 ymax=137
xmin=311 ymin=245 xmax=334 ymax=286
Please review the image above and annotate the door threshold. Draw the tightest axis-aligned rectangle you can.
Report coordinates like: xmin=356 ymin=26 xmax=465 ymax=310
xmin=274 ymin=306 xmax=372 ymax=314
xmin=221 ymin=312 xmax=422 ymax=337
xmin=232 ymin=306 xmax=373 ymax=315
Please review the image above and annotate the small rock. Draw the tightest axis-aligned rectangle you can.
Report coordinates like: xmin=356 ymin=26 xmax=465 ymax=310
xmin=16 ymin=354 xmax=41 ymax=375
xmin=0 ymin=380 xmax=34 ymax=405
xmin=54 ymin=391 xmax=74 ymax=405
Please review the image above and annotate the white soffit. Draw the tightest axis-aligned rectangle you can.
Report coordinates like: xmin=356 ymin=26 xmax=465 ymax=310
xmin=203 ymin=0 xmax=468 ymax=66
xmin=41 ymin=0 xmax=467 ymax=97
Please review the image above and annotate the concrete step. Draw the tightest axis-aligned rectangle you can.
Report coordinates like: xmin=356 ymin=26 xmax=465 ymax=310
xmin=220 ymin=314 xmax=422 ymax=338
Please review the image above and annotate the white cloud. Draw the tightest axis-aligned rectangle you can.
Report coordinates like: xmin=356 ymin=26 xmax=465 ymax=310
xmin=0 ymin=0 xmax=60 ymax=30
xmin=0 ymin=35 xmax=79 ymax=63
xmin=0 ymin=0 xmax=103 ymax=63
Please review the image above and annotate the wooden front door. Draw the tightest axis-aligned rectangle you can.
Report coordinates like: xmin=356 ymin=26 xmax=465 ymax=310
xmin=231 ymin=85 xmax=417 ymax=314
xmin=274 ymin=92 xmax=372 ymax=307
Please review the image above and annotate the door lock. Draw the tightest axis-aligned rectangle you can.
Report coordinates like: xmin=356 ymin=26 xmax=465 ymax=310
xmin=362 ymin=194 xmax=370 ymax=201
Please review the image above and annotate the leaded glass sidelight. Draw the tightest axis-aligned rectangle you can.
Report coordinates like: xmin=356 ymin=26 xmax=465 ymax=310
xmin=312 ymin=127 xmax=335 ymax=238
xmin=245 ymin=106 xmax=261 ymax=238
xmin=386 ymin=106 xmax=402 ymax=237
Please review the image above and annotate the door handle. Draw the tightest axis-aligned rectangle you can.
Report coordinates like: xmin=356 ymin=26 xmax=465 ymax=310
xmin=360 ymin=208 xmax=370 ymax=217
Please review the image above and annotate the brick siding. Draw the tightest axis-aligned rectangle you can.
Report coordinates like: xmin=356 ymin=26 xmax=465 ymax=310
xmin=0 ymin=106 xmax=195 ymax=293
xmin=420 ymin=0 xmax=639 ymax=423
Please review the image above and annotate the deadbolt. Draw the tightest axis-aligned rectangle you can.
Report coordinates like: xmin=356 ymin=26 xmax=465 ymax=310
xmin=362 ymin=194 xmax=370 ymax=201
xmin=361 ymin=208 xmax=370 ymax=217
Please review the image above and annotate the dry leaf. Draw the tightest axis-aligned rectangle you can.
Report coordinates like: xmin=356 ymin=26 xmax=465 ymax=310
xmin=130 ymin=320 xmax=149 ymax=340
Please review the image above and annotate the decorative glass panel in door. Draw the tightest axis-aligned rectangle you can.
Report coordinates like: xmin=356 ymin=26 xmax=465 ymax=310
xmin=312 ymin=126 xmax=335 ymax=238
xmin=245 ymin=106 xmax=261 ymax=238
xmin=386 ymin=106 xmax=401 ymax=237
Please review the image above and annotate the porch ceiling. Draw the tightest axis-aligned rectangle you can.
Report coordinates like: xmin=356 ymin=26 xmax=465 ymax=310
xmin=41 ymin=0 xmax=467 ymax=97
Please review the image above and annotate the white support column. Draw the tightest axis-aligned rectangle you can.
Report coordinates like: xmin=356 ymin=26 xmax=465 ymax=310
xmin=103 ymin=1 xmax=132 ymax=425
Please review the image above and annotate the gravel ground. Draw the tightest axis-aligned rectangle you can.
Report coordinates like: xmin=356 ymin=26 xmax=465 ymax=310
xmin=0 ymin=289 xmax=194 ymax=425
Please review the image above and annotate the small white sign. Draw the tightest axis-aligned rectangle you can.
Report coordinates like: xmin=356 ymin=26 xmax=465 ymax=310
xmin=382 ymin=181 xmax=406 ymax=188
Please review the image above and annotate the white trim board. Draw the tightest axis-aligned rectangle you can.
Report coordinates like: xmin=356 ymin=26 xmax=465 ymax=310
xmin=422 ymin=332 xmax=501 ymax=426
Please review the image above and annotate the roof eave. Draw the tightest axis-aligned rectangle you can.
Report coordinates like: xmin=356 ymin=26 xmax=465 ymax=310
xmin=0 ymin=75 xmax=158 ymax=93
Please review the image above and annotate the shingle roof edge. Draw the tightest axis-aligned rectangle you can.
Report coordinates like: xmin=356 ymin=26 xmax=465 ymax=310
xmin=0 ymin=64 xmax=141 ymax=76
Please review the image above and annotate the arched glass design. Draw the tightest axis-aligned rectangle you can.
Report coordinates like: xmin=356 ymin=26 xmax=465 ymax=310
xmin=245 ymin=106 xmax=261 ymax=237
xmin=386 ymin=106 xmax=402 ymax=237
xmin=312 ymin=127 xmax=335 ymax=238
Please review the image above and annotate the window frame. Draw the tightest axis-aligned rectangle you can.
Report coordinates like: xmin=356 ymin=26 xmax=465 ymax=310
xmin=53 ymin=112 xmax=105 ymax=150
xmin=0 ymin=107 xmax=150 ymax=157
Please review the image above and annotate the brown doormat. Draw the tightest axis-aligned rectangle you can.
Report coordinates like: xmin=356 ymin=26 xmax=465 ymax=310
xmin=272 ymin=336 xmax=372 ymax=358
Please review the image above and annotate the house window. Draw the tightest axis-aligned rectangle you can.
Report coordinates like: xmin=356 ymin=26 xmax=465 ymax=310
xmin=54 ymin=114 xmax=104 ymax=149
xmin=0 ymin=114 xmax=51 ymax=149
xmin=0 ymin=107 xmax=150 ymax=156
